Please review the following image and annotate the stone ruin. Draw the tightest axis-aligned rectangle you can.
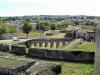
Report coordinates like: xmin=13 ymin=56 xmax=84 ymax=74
xmin=0 ymin=57 xmax=61 ymax=75
xmin=25 ymin=62 xmax=61 ymax=75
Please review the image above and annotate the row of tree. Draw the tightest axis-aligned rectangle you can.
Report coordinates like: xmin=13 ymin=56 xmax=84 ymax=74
xmin=36 ymin=21 xmax=68 ymax=31
xmin=0 ymin=20 xmax=96 ymax=38
xmin=0 ymin=21 xmax=17 ymax=34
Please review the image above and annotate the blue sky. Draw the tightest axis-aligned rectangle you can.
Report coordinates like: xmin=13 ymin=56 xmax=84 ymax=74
xmin=0 ymin=0 xmax=100 ymax=16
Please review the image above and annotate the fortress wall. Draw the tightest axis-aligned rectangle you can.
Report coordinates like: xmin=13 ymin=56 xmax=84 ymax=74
xmin=28 ymin=48 xmax=94 ymax=62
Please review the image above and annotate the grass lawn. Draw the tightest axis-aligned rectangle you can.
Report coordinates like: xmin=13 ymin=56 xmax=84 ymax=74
xmin=61 ymin=62 xmax=94 ymax=75
xmin=16 ymin=31 xmax=41 ymax=39
xmin=71 ymin=42 xmax=96 ymax=52
xmin=63 ymin=39 xmax=96 ymax=52
xmin=46 ymin=33 xmax=66 ymax=38
xmin=0 ymin=57 xmax=30 ymax=69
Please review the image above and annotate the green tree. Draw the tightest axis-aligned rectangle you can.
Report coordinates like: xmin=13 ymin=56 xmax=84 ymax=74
xmin=36 ymin=21 xmax=51 ymax=31
xmin=55 ymin=21 xmax=68 ymax=30
xmin=9 ymin=25 xmax=17 ymax=34
xmin=22 ymin=21 xmax=32 ymax=38
xmin=0 ymin=21 xmax=9 ymax=39
xmin=85 ymin=21 xmax=95 ymax=26
xmin=51 ymin=24 xmax=56 ymax=30
xmin=0 ymin=21 xmax=9 ymax=34
xmin=74 ymin=21 xmax=79 ymax=26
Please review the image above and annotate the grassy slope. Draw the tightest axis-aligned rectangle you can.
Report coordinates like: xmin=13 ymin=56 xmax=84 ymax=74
xmin=63 ymin=39 xmax=96 ymax=52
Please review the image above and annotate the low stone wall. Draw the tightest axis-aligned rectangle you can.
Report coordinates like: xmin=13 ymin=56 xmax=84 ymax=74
xmin=11 ymin=45 xmax=26 ymax=55
xmin=15 ymin=60 xmax=35 ymax=72
xmin=25 ymin=62 xmax=61 ymax=75
xmin=0 ymin=45 xmax=9 ymax=52
xmin=0 ymin=45 xmax=94 ymax=62
xmin=0 ymin=68 xmax=18 ymax=75
xmin=28 ymin=48 xmax=94 ymax=62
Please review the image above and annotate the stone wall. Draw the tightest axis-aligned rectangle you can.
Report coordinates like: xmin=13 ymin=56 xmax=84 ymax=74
xmin=25 ymin=62 xmax=61 ymax=75
xmin=25 ymin=38 xmax=73 ymax=48
xmin=0 ymin=68 xmax=18 ymax=75
xmin=76 ymin=31 xmax=95 ymax=42
xmin=0 ymin=45 xmax=9 ymax=52
xmin=15 ymin=60 xmax=35 ymax=72
xmin=0 ymin=59 xmax=35 ymax=75
xmin=11 ymin=45 xmax=26 ymax=55
xmin=0 ymin=45 xmax=94 ymax=62
xmin=28 ymin=48 xmax=94 ymax=62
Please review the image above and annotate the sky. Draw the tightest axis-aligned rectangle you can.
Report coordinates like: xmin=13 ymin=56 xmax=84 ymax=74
xmin=0 ymin=0 xmax=100 ymax=16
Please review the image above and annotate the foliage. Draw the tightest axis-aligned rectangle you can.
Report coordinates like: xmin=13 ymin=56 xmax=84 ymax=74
xmin=74 ymin=21 xmax=80 ymax=26
xmin=36 ymin=21 xmax=51 ymax=31
xmin=36 ymin=21 xmax=68 ymax=31
xmin=55 ymin=21 xmax=68 ymax=30
xmin=85 ymin=21 xmax=95 ymax=26
xmin=9 ymin=25 xmax=17 ymax=34
xmin=22 ymin=20 xmax=33 ymax=37
xmin=0 ymin=21 xmax=9 ymax=34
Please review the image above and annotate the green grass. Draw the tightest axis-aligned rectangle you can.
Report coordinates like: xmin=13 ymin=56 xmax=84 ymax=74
xmin=16 ymin=31 xmax=41 ymax=39
xmin=0 ymin=57 xmax=30 ymax=69
xmin=46 ymin=33 xmax=66 ymax=38
xmin=61 ymin=62 xmax=94 ymax=75
xmin=63 ymin=39 xmax=96 ymax=52
xmin=72 ymin=42 xmax=96 ymax=52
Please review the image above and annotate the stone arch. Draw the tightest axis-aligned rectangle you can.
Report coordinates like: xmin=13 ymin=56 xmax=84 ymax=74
xmin=42 ymin=42 xmax=45 ymax=48
xmin=44 ymin=42 xmax=50 ymax=48
xmin=53 ymin=42 xmax=57 ymax=48
xmin=58 ymin=41 xmax=63 ymax=48
xmin=39 ymin=42 xmax=43 ymax=47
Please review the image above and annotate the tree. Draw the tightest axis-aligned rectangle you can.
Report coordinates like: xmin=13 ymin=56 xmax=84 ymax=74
xmin=62 ymin=22 xmax=68 ymax=28
xmin=9 ymin=25 xmax=17 ymax=34
xmin=0 ymin=21 xmax=9 ymax=34
xmin=85 ymin=21 xmax=95 ymax=26
xmin=22 ymin=21 xmax=32 ymax=38
xmin=74 ymin=21 xmax=79 ymax=26
xmin=55 ymin=21 xmax=68 ymax=30
xmin=0 ymin=21 xmax=9 ymax=39
xmin=51 ymin=24 xmax=56 ymax=30
xmin=36 ymin=21 xmax=51 ymax=31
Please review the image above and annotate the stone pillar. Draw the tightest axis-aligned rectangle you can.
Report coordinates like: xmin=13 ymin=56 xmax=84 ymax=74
xmin=62 ymin=41 xmax=66 ymax=48
xmin=56 ymin=42 xmax=59 ymax=48
xmin=39 ymin=42 xmax=43 ymax=47
xmin=9 ymin=45 xmax=12 ymax=52
xmin=94 ymin=30 xmax=100 ymax=75
xmin=45 ymin=42 xmax=48 ymax=48
xmin=94 ymin=32 xmax=95 ymax=42
xmin=34 ymin=42 xmax=37 ymax=47
xmin=50 ymin=42 xmax=54 ymax=48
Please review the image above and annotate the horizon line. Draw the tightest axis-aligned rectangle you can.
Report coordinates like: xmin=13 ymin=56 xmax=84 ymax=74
xmin=0 ymin=14 xmax=100 ymax=17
